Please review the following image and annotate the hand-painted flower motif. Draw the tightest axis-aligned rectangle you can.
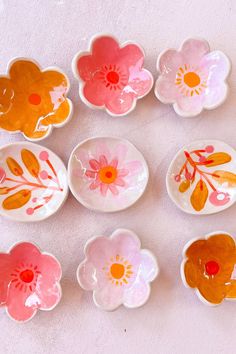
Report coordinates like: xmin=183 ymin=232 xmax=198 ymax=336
xmin=0 ymin=242 xmax=62 ymax=321
xmin=77 ymin=229 xmax=158 ymax=311
xmin=72 ymin=35 xmax=153 ymax=116
xmin=155 ymin=38 xmax=230 ymax=117
xmin=181 ymin=233 xmax=236 ymax=305
xmin=0 ymin=58 xmax=73 ymax=140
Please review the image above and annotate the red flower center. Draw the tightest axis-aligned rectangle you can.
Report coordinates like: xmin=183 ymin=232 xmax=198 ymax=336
xmin=28 ymin=93 xmax=41 ymax=105
xmin=205 ymin=261 xmax=220 ymax=276
xmin=19 ymin=269 xmax=34 ymax=283
xmin=106 ymin=71 xmax=119 ymax=84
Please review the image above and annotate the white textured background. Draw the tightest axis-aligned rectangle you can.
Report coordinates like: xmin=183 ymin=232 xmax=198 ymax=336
xmin=0 ymin=1 xmax=236 ymax=353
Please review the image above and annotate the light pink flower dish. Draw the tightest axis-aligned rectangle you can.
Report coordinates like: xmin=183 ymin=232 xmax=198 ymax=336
xmin=77 ymin=229 xmax=158 ymax=311
xmin=0 ymin=242 xmax=62 ymax=322
xmin=155 ymin=38 xmax=230 ymax=117
xmin=72 ymin=34 xmax=153 ymax=116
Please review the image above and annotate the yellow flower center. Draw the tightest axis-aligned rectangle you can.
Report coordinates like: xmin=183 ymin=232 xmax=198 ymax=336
xmin=99 ymin=166 xmax=117 ymax=184
xmin=103 ymin=254 xmax=134 ymax=286
xmin=110 ymin=263 xmax=125 ymax=279
xmin=184 ymin=72 xmax=201 ymax=88
xmin=175 ymin=65 xmax=207 ymax=96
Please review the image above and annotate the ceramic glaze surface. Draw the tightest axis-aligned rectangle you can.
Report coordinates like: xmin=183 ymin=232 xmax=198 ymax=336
xmin=155 ymin=38 xmax=230 ymax=117
xmin=166 ymin=140 xmax=236 ymax=215
xmin=68 ymin=137 xmax=149 ymax=212
xmin=72 ymin=35 xmax=153 ymax=116
xmin=77 ymin=229 xmax=158 ymax=311
xmin=0 ymin=59 xmax=72 ymax=140
xmin=0 ymin=242 xmax=62 ymax=322
xmin=0 ymin=142 xmax=68 ymax=221
xmin=181 ymin=233 xmax=236 ymax=305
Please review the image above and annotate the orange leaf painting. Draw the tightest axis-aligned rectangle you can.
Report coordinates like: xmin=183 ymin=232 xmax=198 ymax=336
xmin=6 ymin=157 xmax=23 ymax=176
xmin=205 ymin=152 xmax=231 ymax=167
xmin=179 ymin=180 xmax=190 ymax=193
xmin=213 ymin=170 xmax=236 ymax=187
xmin=3 ymin=189 xmax=31 ymax=210
xmin=190 ymin=180 xmax=208 ymax=211
xmin=21 ymin=149 xmax=40 ymax=177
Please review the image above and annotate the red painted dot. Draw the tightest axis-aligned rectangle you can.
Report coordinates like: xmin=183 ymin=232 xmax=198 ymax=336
xmin=105 ymin=171 xmax=113 ymax=178
xmin=106 ymin=71 xmax=119 ymax=84
xmin=28 ymin=93 xmax=41 ymax=105
xmin=26 ymin=208 xmax=34 ymax=215
xmin=185 ymin=172 xmax=192 ymax=180
xmin=205 ymin=145 xmax=214 ymax=154
xmin=39 ymin=151 xmax=49 ymax=161
xmin=205 ymin=261 xmax=220 ymax=276
xmin=175 ymin=175 xmax=181 ymax=182
xmin=20 ymin=269 xmax=34 ymax=283
xmin=40 ymin=170 xmax=48 ymax=180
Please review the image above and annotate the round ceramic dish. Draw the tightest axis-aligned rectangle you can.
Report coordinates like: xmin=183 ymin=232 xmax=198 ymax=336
xmin=77 ymin=229 xmax=159 ymax=311
xmin=72 ymin=34 xmax=153 ymax=116
xmin=181 ymin=231 xmax=236 ymax=306
xmin=0 ymin=241 xmax=62 ymax=322
xmin=68 ymin=137 xmax=149 ymax=212
xmin=0 ymin=57 xmax=73 ymax=141
xmin=166 ymin=140 xmax=236 ymax=215
xmin=0 ymin=142 xmax=68 ymax=222
xmin=155 ymin=38 xmax=230 ymax=117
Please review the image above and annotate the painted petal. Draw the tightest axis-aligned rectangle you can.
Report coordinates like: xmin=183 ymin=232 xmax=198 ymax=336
xmin=0 ymin=167 xmax=6 ymax=184
xmin=109 ymin=184 xmax=119 ymax=195
xmin=34 ymin=281 xmax=61 ymax=310
xmin=110 ymin=158 xmax=118 ymax=168
xmin=6 ymin=284 xmax=37 ymax=322
xmin=111 ymin=229 xmax=141 ymax=257
xmin=99 ymin=155 xmax=108 ymax=167
xmin=127 ymin=68 xmax=153 ymax=98
xmin=105 ymin=90 xmax=135 ymax=116
xmin=92 ymin=36 xmax=120 ymax=63
xmin=9 ymin=60 xmax=41 ymax=86
xmin=77 ymin=54 xmax=98 ymax=81
xmin=201 ymin=50 xmax=230 ymax=83
xmin=124 ymin=160 xmax=142 ymax=175
xmin=174 ymin=95 xmax=204 ymax=117
xmin=140 ymin=250 xmax=158 ymax=282
xmin=0 ymin=254 xmax=13 ymax=304
xmin=77 ymin=260 xmax=98 ymax=290
xmin=85 ymin=237 xmax=113 ymax=268
xmin=82 ymin=81 xmax=108 ymax=107
xmin=38 ymin=254 xmax=62 ymax=282
xmin=95 ymin=142 xmax=111 ymax=161
xmin=10 ymin=242 xmax=41 ymax=262
xmin=181 ymin=38 xmax=210 ymax=65
xmin=119 ymin=44 xmax=144 ymax=68
xmin=85 ymin=170 xmax=97 ymax=178
xmin=114 ymin=143 xmax=128 ymax=162
xmin=123 ymin=277 xmax=150 ymax=308
xmin=100 ymin=183 xmax=109 ymax=196
xmin=155 ymin=76 xmax=179 ymax=103
xmin=89 ymin=180 xmax=100 ymax=190
xmin=203 ymin=83 xmax=228 ymax=110
xmin=89 ymin=159 xmax=100 ymax=170
xmin=114 ymin=177 xmax=126 ymax=187
xmin=118 ymin=168 xmax=129 ymax=177
xmin=158 ymin=49 xmax=183 ymax=78
xmin=93 ymin=284 xmax=123 ymax=311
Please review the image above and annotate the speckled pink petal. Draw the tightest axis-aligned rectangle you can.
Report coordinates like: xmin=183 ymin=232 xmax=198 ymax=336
xmin=158 ymin=49 xmax=183 ymax=78
xmin=93 ymin=284 xmax=123 ymax=311
xmin=119 ymin=44 xmax=144 ymax=67
xmin=140 ymin=250 xmax=159 ymax=282
xmin=181 ymin=38 xmax=210 ymax=65
xmin=203 ymin=83 xmax=228 ymax=109
xmin=123 ymin=277 xmax=150 ymax=308
xmin=91 ymin=36 xmax=120 ymax=63
xmin=77 ymin=260 xmax=97 ymax=291
xmin=105 ymin=90 xmax=135 ymax=115
xmin=175 ymin=94 xmax=204 ymax=117
xmin=155 ymin=76 xmax=180 ymax=103
xmin=127 ymin=67 xmax=153 ymax=97
xmin=201 ymin=50 xmax=230 ymax=83
xmin=85 ymin=237 xmax=113 ymax=268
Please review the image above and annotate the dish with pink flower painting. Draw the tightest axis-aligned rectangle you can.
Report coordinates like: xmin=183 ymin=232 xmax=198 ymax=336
xmin=77 ymin=229 xmax=158 ymax=311
xmin=0 ymin=142 xmax=68 ymax=222
xmin=155 ymin=38 xmax=230 ymax=117
xmin=72 ymin=34 xmax=153 ymax=116
xmin=68 ymin=137 xmax=149 ymax=212
xmin=0 ymin=241 xmax=62 ymax=322
xmin=166 ymin=140 xmax=236 ymax=215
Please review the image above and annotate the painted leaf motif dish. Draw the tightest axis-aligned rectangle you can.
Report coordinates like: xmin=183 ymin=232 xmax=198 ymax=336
xmin=0 ymin=58 xmax=73 ymax=141
xmin=181 ymin=232 xmax=236 ymax=306
xmin=155 ymin=38 xmax=230 ymax=117
xmin=77 ymin=229 xmax=159 ymax=311
xmin=0 ymin=142 xmax=68 ymax=221
xmin=166 ymin=140 xmax=236 ymax=215
xmin=0 ymin=242 xmax=62 ymax=322
xmin=68 ymin=137 xmax=149 ymax=212
xmin=72 ymin=34 xmax=153 ymax=116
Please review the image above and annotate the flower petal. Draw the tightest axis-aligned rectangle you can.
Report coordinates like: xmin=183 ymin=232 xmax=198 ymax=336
xmin=82 ymin=80 xmax=109 ymax=107
xmin=203 ymin=83 xmax=228 ymax=110
xmin=10 ymin=242 xmax=41 ymax=262
xmin=110 ymin=158 xmax=118 ymax=168
xmin=114 ymin=177 xmax=126 ymax=187
xmin=77 ymin=260 xmax=98 ymax=291
xmin=181 ymin=38 xmax=210 ymax=65
xmin=93 ymin=284 xmax=123 ymax=311
xmin=91 ymin=36 xmax=120 ymax=63
xmin=127 ymin=68 xmax=153 ymax=98
xmin=0 ymin=254 xmax=13 ymax=304
xmin=100 ymin=183 xmax=109 ymax=196
xmin=109 ymin=184 xmax=119 ymax=195
xmin=158 ymin=49 xmax=183 ymax=78
xmin=174 ymin=94 xmax=204 ymax=117
xmin=37 ymin=253 xmax=62 ymax=282
xmin=9 ymin=59 xmax=41 ymax=86
xmin=89 ymin=180 xmax=100 ymax=190
xmin=155 ymin=76 xmax=180 ymax=103
xmin=201 ymin=50 xmax=230 ymax=83
xmin=113 ymin=143 xmax=128 ymax=162
xmin=119 ymin=44 xmax=144 ymax=67
xmin=111 ymin=229 xmax=141 ymax=259
xmin=34 ymin=281 xmax=61 ymax=310
xmin=76 ymin=54 xmax=98 ymax=81
xmin=99 ymin=155 xmax=108 ymax=167
xmin=105 ymin=90 xmax=135 ymax=116
xmin=124 ymin=160 xmax=142 ymax=176
xmin=95 ymin=142 xmax=111 ymax=161
xmin=89 ymin=159 xmax=100 ymax=171
xmin=123 ymin=277 xmax=150 ymax=308
xmin=85 ymin=237 xmax=113 ymax=268
xmin=139 ymin=250 xmax=158 ymax=282
xmin=118 ymin=168 xmax=129 ymax=177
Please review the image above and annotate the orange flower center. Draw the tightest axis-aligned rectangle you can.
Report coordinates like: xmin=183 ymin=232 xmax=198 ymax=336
xmin=106 ymin=71 xmax=119 ymax=84
xmin=110 ymin=263 xmax=125 ymax=279
xmin=205 ymin=261 xmax=220 ymax=276
xmin=99 ymin=166 xmax=117 ymax=184
xmin=184 ymin=72 xmax=200 ymax=88
xmin=28 ymin=93 xmax=41 ymax=105
xmin=19 ymin=269 xmax=34 ymax=283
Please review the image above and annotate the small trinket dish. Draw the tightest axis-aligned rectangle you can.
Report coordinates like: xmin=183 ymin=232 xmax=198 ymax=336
xmin=72 ymin=34 xmax=153 ymax=116
xmin=0 ymin=142 xmax=68 ymax=222
xmin=155 ymin=38 xmax=230 ymax=117
xmin=77 ymin=229 xmax=158 ymax=311
xmin=68 ymin=137 xmax=149 ymax=212
xmin=181 ymin=232 xmax=236 ymax=306
xmin=166 ymin=140 xmax=236 ymax=215
xmin=0 ymin=58 xmax=73 ymax=141
xmin=0 ymin=242 xmax=62 ymax=322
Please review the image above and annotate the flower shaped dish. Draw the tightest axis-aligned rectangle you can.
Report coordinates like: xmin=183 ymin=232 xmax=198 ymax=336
xmin=0 ymin=142 xmax=68 ymax=222
xmin=0 ymin=58 xmax=73 ymax=140
xmin=77 ymin=229 xmax=158 ymax=311
xmin=181 ymin=232 xmax=236 ymax=306
xmin=166 ymin=140 xmax=236 ymax=215
xmin=155 ymin=38 xmax=230 ymax=117
xmin=72 ymin=34 xmax=153 ymax=116
xmin=68 ymin=137 xmax=149 ymax=212
xmin=0 ymin=242 xmax=62 ymax=322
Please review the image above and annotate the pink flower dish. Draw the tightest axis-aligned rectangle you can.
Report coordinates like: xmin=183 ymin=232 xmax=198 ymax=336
xmin=166 ymin=140 xmax=236 ymax=215
xmin=77 ymin=229 xmax=159 ymax=311
xmin=0 ymin=242 xmax=62 ymax=322
xmin=72 ymin=34 xmax=153 ymax=116
xmin=68 ymin=137 xmax=149 ymax=212
xmin=155 ymin=38 xmax=230 ymax=117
